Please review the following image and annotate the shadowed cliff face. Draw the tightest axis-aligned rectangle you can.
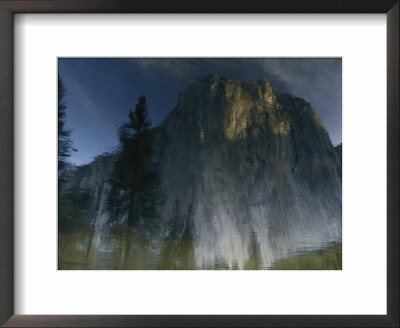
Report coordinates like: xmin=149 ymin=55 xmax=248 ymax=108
xmin=155 ymin=75 xmax=341 ymax=268
xmin=60 ymin=75 xmax=342 ymax=269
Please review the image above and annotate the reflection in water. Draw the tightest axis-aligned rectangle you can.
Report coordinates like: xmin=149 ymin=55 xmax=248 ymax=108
xmin=58 ymin=229 xmax=342 ymax=270
xmin=58 ymin=229 xmax=195 ymax=270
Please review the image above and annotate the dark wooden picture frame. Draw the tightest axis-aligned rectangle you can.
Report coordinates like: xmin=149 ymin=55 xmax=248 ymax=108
xmin=0 ymin=1 xmax=398 ymax=327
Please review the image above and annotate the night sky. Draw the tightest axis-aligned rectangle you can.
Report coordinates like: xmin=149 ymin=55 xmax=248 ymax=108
xmin=58 ymin=58 xmax=342 ymax=165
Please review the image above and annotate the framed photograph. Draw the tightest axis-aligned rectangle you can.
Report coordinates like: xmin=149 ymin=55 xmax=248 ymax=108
xmin=0 ymin=1 xmax=398 ymax=327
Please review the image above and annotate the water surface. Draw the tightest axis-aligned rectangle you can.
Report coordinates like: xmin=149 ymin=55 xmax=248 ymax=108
xmin=58 ymin=229 xmax=342 ymax=270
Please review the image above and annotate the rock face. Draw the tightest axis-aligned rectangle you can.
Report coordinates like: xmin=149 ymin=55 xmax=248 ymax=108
xmin=60 ymin=153 xmax=115 ymax=229
xmin=60 ymin=75 xmax=342 ymax=269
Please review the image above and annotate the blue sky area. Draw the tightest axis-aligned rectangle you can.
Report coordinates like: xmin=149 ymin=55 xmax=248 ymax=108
xmin=59 ymin=58 xmax=342 ymax=165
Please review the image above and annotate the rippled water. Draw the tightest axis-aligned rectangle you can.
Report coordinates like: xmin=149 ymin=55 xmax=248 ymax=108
xmin=58 ymin=229 xmax=342 ymax=270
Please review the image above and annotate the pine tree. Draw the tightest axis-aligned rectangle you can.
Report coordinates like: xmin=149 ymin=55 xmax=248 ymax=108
xmin=108 ymin=96 xmax=157 ymax=227
xmin=58 ymin=76 xmax=78 ymax=232
xmin=58 ymin=76 xmax=76 ymax=176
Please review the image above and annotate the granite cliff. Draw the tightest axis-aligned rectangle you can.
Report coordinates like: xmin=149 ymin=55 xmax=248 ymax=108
xmin=60 ymin=75 xmax=342 ymax=269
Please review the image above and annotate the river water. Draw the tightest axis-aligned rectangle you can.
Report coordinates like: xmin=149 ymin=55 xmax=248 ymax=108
xmin=58 ymin=229 xmax=341 ymax=270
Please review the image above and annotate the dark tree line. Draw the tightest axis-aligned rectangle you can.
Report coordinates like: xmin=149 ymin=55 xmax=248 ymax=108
xmin=58 ymin=84 xmax=158 ymax=229
xmin=58 ymin=76 xmax=76 ymax=175
xmin=58 ymin=76 xmax=85 ymax=233
xmin=108 ymin=95 xmax=158 ymax=227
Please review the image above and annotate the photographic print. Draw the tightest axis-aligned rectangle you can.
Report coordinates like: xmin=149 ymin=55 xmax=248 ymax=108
xmin=58 ymin=58 xmax=342 ymax=270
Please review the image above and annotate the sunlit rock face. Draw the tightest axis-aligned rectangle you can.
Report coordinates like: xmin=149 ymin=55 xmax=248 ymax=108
xmin=61 ymin=75 xmax=342 ymax=269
